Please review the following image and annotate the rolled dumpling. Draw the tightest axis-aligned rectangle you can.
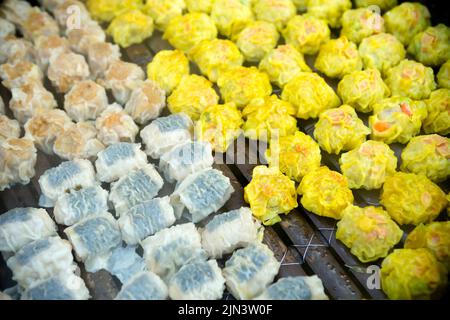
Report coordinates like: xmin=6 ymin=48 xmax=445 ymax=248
xmin=115 ymin=271 xmax=168 ymax=300
xmin=255 ymin=276 xmax=328 ymax=300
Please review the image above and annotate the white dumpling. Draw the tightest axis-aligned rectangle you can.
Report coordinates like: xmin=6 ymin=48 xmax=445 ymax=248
xmin=201 ymin=207 xmax=261 ymax=259
xmin=7 ymin=236 xmax=76 ymax=288
xmin=223 ymin=243 xmax=280 ymax=300
xmin=255 ymin=276 xmax=328 ymax=300
xmin=142 ymin=223 xmax=208 ymax=282
xmin=47 ymin=52 xmax=90 ymax=93
xmin=0 ymin=208 xmax=57 ymax=253
xmin=170 ymin=168 xmax=234 ymax=222
xmin=34 ymin=35 xmax=70 ymax=72
xmin=0 ymin=115 xmax=20 ymax=143
xmin=95 ymin=142 xmax=148 ymax=183
xmin=1 ymin=0 xmax=34 ymax=26
xmin=38 ymin=159 xmax=97 ymax=207
xmin=53 ymin=186 xmax=109 ymax=226
xmin=64 ymin=213 xmax=122 ymax=262
xmin=66 ymin=20 xmax=105 ymax=56
xmin=0 ymin=37 xmax=37 ymax=65
xmin=21 ymin=272 xmax=90 ymax=300
xmin=0 ymin=17 xmax=15 ymax=39
xmin=168 ymin=260 xmax=225 ymax=300
xmin=116 ymin=271 xmax=168 ymax=300
xmin=0 ymin=60 xmax=43 ymax=89
xmin=140 ymin=113 xmax=193 ymax=159
xmin=87 ymin=41 xmax=121 ymax=79
xmin=159 ymin=141 xmax=214 ymax=183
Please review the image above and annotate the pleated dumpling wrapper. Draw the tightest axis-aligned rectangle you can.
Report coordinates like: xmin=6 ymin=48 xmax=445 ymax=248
xmin=210 ymin=0 xmax=254 ymax=38
xmin=143 ymin=0 xmax=185 ymax=31
xmin=170 ymin=168 xmax=234 ymax=223
xmin=200 ymin=207 xmax=262 ymax=259
xmin=266 ymin=131 xmax=321 ymax=182
xmin=298 ymin=167 xmax=353 ymax=219
xmin=255 ymin=276 xmax=328 ymax=300
xmin=47 ymin=52 xmax=90 ymax=93
xmin=253 ymin=0 xmax=296 ymax=31
xmin=109 ymin=164 xmax=164 ymax=216
xmin=0 ymin=207 xmax=57 ymax=253
xmin=423 ymin=89 xmax=450 ymax=136
xmin=107 ymin=10 xmax=154 ymax=48
xmin=115 ymin=271 xmax=168 ymax=300
xmin=336 ymin=205 xmax=403 ymax=263
xmin=281 ymin=72 xmax=341 ymax=119
xmin=340 ymin=8 xmax=385 ymax=44
xmin=437 ymin=60 xmax=450 ymax=89
xmin=66 ymin=20 xmax=106 ymax=56
xmin=7 ymin=236 xmax=76 ymax=288
xmin=0 ymin=59 xmax=43 ymax=90
xmin=87 ymin=41 xmax=121 ymax=79
xmin=86 ymin=0 xmax=142 ymax=22
xmin=95 ymin=142 xmax=148 ymax=183
xmin=339 ymin=140 xmax=397 ymax=190
xmin=34 ymin=35 xmax=70 ymax=73
xmin=147 ymin=50 xmax=189 ymax=94
xmin=185 ymin=0 xmax=212 ymax=14
xmin=140 ymin=113 xmax=193 ymax=159
xmin=169 ymin=260 xmax=225 ymax=300
xmin=307 ymin=0 xmax=352 ymax=28
xmin=223 ymin=243 xmax=280 ymax=300
xmin=64 ymin=80 xmax=108 ymax=122
xmin=39 ymin=159 xmax=97 ymax=207
xmin=381 ymin=248 xmax=447 ymax=300
xmin=314 ymin=105 xmax=370 ymax=155
xmin=0 ymin=115 xmax=20 ymax=143
xmin=400 ymin=134 xmax=450 ymax=183
xmin=380 ymin=172 xmax=448 ymax=225
xmin=407 ymin=24 xmax=450 ymax=67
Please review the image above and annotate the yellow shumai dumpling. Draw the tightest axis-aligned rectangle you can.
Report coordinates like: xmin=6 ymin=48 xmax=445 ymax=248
xmin=381 ymin=248 xmax=447 ymax=300
xmin=337 ymin=68 xmax=390 ymax=113
xmin=369 ymin=96 xmax=428 ymax=144
xmin=163 ymin=13 xmax=217 ymax=53
xmin=339 ymin=140 xmax=397 ymax=190
xmin=244 ymin=165 xmax=298 ymax=226
xmin=281 ymin=72 xmax=341 ymax=119
xmin=383 ymin=2 xmax=430 ymax=46
xmin=168 ymin=75 xmax=219 ymax=121
xmin=146 ymin=50 xmax=190 ymax=94
xmin=385 ymin=59 xmax=436 ymax=100
xmin=143 ymin=0 xmax=186 ymax=31
xmin=408 ymin=24 xmax=450 ymax=67
xmin=266 ymin=131 xmax=321 ymax=182
xmin=405 ymin=222 xmax=450 ymax=270
xmin=354 ymin=0 xmax=397 ymax=12
xmin=217 ymin=66 xmax=272 ymax=109
xmin=336 ymin=205 xmax=403 ymax=263
xmin=195 ymin=103 xmax=243 ymax=153
xmin=437 ymin=60 xmax=450 ymax=89
xmin=87 ymin=0 xmax=142 ymax=22
xmin=106 ymin=10 xmax=154 ymax=48
xmin=314 ymin=36 xmax=363 ymax=79
xmin=242 ymin=95 xmax=297 ymax=141
xmin=259 ymin=44 xmax=311 ymax=88
xmin=282 ymin=14 xmax=330 ymax=55
xmin=252 ymin=0 xmax=296 ymax=31
xmin=298 ymin=167 xmax=353 ymax=219
xmin=314 ymin=105 xmax=370 ymax=154
xmin=190 ymin=39 xmax=244 ymax=83
xmin=210 ymin=0 xmax=254 ymax=38
xmin=185 ymin=0 xmax=212 ymax=14
xmin=400 ymin=134 xmax=450 ymax=183
xmin=292 ymin=0 xmax=307 ymax=12
xmin=341 ymin=8 xmax=385 ymax=44
xmin=381 ymin=172 xmax=448 ymax=225
xmin=359 ymin=33 xmax=405 ymax=75
xmin=423 ymin=89 xmax=450 ymax=136
xmin=234 ymin=21 xmax=280 ymax=63
xmin=307 ymin=0 xmax=352 ymax=28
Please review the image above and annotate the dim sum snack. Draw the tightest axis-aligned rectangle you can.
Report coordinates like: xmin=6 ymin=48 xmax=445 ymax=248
xmin=381 ymin=248 xmax=447 ymax=300
xmin=0 ymin=138 xmax=37 ymax=192
xmin=119 ymin=197 xmax=176 ymax=245
xmin=52 ymin=0 xmax=91 ymax=29
xmin=244 ymin=166 xmax=298 ymax=225
xmin=47 ymin=52 xmax=90 ymax=93
xmin=408 ymin=24 xmax=450 ymax=67
xmin=223 ymin=243 xmax=280 ymax=300
xmin=0 ymin=60 xmax=43 ymax=89
xmin=336 ymin=205 xmax=403 ymax=263
xmin=107 ymin=10 xmax=154 ymax=48
xmin=252 ymin=0 xmax=296 ymax=31
xmin=143 ymin=0 xmax=185 ymax=31
xmin=168 ymin=74 xmax=219 ymax=121
xmin=54 ymin=186 xmax=109 ymax=226
xmin=86 ymin=0 xmax=141 ymax=22
xmin=380 ymin=172 xmax=448 ymax=225
xmin=337 ymin=68 xmax=390 ymax=113
xmin=307 ymin=0 xmax=352 ymax=28
xmin=185 ymin=0 xmax=212 ymax=14
xmin=169 ymin=260 xmax=225 ymax=300
xmin=0 ymin=115 xmax=20 ymax=143
xmin=87 ymin=42 xmax=121 ymax=79
xmin=369 ymin=96 xmax=427 ymax=144
xmin=282 ymin=14 xmax=330 ymax=55
xmin=140 ymin=113 xmax=193 ymax=158
xmin=210 ymin=0 xmax=254 ymax=38
xmin=125 ymin=80 xmax=166 ymax=125
xmin=109 ymin=164 xmax=164 ymax=216
xmin=64 ymin=80 xmax=108 ymax=122
xmin=298 ymin=166 xmax=353 ymax=219
xmin=423 ymin=89 xmax=450 ymax=135
xmin=0 ymin=0 xmax=34 ymax=26
xmin=95 ymin=104 xmax=139 ymax=146
xmin=0 ymin=37 xmax=37 ymax=65
xmin=437 ymin=60 xmax=450 ymax=89
xmin=115 ymin=271 xmax=168 ymax=300
xmin=20 ymin=9 xmax=60 ymax=41
xmin=195 ymin=102 xmax=243 ymax=153
xmin=200 ymin=207 xmax=261 ymax=259
xmin=66 ymin=20 xmax=106 ymax=56
xmin=0 ymin=207 xmax=56 ymax=253
xmin=255 ymin=276 xmax=328 ymax=300
xmin=400 ymin=134 xmax=449 ymax=183
xmin=34 ymin=35 xmax=70 ymax=72
xmin=355 ymin=0 xmax=397 ymax=11
xmin=281 ymin=72 xmax=341 ymax=119
xmin=341 ymin=8 xmax=385 ymax=44
xmin=0 ymin=18 xmax=15 ymax=39
xmin=170 ymin=168 xmax=234 ymax=222
xmin=95 ymin=142 xmax=148 ymax=183
xmin=314 ymin=105 xmax=370 ymax=154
